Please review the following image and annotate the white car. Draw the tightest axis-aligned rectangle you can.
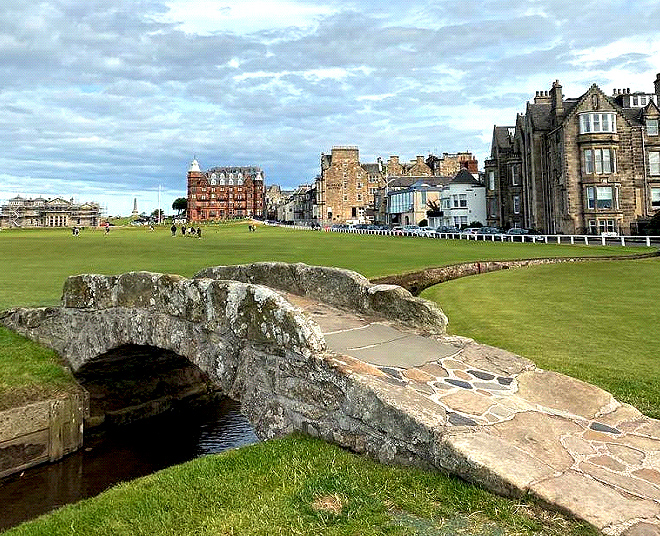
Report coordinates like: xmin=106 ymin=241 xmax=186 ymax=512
xmin=415 ymin=226 xmax=436 ymax=237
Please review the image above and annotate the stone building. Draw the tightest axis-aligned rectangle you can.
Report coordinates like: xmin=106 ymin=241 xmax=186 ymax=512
xmin=426 ymin=152 xmax=479 ymax=176
xmin=0 ymin=196 xmax=101 ymax=228
xmin=315 ymin=147 xmax=383 ymax=224
xmin=186 ymin=159 xmax=265 ymax=223
xmin=316 ymin=147 xmax=479 ymax=225
xmin=265 ymin=185 xmax=293 ymax=221
xmin=486 ymin=73 xmax=660 ymax=234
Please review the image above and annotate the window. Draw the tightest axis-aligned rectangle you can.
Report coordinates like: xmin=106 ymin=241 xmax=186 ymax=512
xmin=583 ymin=148 xmax=615 ymax=174
xmin=488 ymin=171 xmax=495 ymax=190
xmin=357 ymin=193 xmax=362 ymax=202
xmin=579 ymin=112 xmax=617 ymax=134
xmin=511 ymin=164 xmax=520 ymax=186
xmin=488 ymin=198 xmax=498 ymax=217
xmin=513 ymin=195 xmax=521 ymax=214
xmin=647 ymin=119 xmax=659 ymax=136
xmin=586 ymin=186 xmax=614 ymax=209
xmin=652 ymin=187 xmax=660 ymax=208
xmin=459 ymin=194 xmax=467 ymax=207
xmin=598 ymin=219 xmax=616 ymax=234
xmin=650 ymin=152 xmax=660 ymax=176
xmin=357 ymin=182 xmax=363 ymax=189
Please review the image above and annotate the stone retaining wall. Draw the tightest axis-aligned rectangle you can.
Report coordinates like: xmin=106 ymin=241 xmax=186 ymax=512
xmin=0 ymin=391 xmax=87 ymax=478
xmin=371 ymin=252 xmax=660 ymax=295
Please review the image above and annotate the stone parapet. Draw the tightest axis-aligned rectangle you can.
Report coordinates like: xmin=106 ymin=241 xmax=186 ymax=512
xmin=194 ymin=262 xmax=447 ymax=335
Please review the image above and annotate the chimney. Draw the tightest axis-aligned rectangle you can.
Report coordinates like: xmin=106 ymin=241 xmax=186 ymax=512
xmin=655 ymin=73 xmax=660 ymax=98
xmin=551 ymin=80 xmax=563 ymax=116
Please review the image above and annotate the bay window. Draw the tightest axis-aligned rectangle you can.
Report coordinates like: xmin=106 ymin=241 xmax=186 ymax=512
xmin=586 ymin=186 xmax=615 ymax=209
xmin=650 ymin=152 xmax=660 ymax=176
xmin=651 ymin=187 xmax=660 ymax=209
xmin=579 ymin=112 xmax=617 ymax=134
xmin=583 ymin=148 xmax=615 ymax=174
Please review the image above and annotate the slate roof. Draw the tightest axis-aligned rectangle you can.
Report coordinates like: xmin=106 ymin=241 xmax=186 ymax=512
xmin=386 ymin=175 xmax=451 ymax=189
xmin=361 ymin=163 xmax=381 ymax=174
xmin=526 ymin=103 xmax=552 ymax=130
xmin=450 ymin=168 xmax=483 ymax=186
xmin=492 ymin=126 xmax=514 ymax=150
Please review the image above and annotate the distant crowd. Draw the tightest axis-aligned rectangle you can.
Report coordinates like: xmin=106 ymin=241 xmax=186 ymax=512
xmin=171 ymin=224 xmax=202 ymax=239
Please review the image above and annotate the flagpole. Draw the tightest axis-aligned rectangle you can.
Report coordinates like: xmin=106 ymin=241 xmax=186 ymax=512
xmin=158 ymin=185 xmax=161 ymax=224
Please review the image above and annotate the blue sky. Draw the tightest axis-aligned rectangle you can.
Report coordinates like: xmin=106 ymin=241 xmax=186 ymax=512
xmin=2 ymin=0 xmax=660 ymax=216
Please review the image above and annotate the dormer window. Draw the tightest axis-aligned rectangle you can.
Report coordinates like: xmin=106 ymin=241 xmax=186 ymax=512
xmin=647 ymin=119 xmax=659 ymax=136
xmin=579 ymin=112 xmax=617 ymax=134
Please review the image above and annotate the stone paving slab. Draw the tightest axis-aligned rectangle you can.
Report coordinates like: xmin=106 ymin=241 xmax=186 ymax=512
xmin=282 ymin=290 xmax=660 ymax=536
xmin=324 ymin=324 xmax=459 ymax=368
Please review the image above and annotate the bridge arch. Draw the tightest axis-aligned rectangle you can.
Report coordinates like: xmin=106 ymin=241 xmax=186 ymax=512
xmin=1 ymin=264 xmax=450 ymax=458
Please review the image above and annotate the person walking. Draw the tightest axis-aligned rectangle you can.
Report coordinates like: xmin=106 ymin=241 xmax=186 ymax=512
xmin=181 ymin=225 xmax=186 ymax=236
xmin=171 ymin=223 xmax=177 ymax=236
xmin=196 ymin=226 xmax=202 ymax=239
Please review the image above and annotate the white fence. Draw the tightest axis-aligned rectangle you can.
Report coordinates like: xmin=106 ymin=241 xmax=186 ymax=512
xmin=266 ymin=222 xmax=659 ymax=247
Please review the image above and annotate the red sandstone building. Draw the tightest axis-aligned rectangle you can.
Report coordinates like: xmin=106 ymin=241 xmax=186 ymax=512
xmin=186 ymin=159 xmax=265 ymax=222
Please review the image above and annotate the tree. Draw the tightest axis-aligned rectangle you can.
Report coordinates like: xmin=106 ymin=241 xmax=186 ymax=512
xmin=172 ymin=198 xmax=187 ymax=214
xmin=151 ymin=209 xmax=164 ymax=221
xmin=426 ymin=199 xmax=442 ymax=217
xmin=649 ymin=211 xmax=660 ymax=234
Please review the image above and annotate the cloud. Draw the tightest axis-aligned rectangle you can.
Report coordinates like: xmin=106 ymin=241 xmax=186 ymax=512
xmin=0 ymin=0 xmax=659 ymax=215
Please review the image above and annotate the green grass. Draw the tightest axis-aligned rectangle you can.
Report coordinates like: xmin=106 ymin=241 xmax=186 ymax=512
xmin=422 ymin=257 xmax=660 ymax=418
xmin=3 ymin=434 xmax=598 ymax=536
xmin=0 ymin=224 xmax=646 ymax=310
xmin=0 ymin=328 xmax=78 ymax=411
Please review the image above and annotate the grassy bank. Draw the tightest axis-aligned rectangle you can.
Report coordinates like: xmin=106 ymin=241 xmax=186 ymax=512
xmin=422 ymin=257 xmax=660 ymax=418
xmin=3 ymin=434 xmax=597 ymax=536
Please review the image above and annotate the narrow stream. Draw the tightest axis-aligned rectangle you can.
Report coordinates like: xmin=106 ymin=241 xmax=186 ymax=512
xmin=0 ymin=396 xmax=258 ymax=532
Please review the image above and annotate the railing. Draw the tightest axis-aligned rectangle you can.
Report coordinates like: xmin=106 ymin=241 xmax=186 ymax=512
xmin=264 ymin=222 xmax=660 ymax=247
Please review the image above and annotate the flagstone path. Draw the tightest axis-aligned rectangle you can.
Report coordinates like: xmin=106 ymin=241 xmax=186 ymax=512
xmin=286 ymin=292 xmax=660 ymax=536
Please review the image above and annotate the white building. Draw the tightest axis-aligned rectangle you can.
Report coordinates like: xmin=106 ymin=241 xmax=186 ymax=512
xmin=438 ymin=169 xmax=486 ymax=229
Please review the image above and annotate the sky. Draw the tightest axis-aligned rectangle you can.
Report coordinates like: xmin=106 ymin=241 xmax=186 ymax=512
xmin=2 ymin=1 xmax=660 ymax=216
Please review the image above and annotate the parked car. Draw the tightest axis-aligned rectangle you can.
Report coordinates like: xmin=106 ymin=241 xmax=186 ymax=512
xmin=436 ymin=225 xmax=460 ymax=234
xmin=401 ymin=225 xmax=420 ymax=235
xmin=506 ymin=227 xmax=529 ymax=235
xmin=477 ymin=226 xmax=502 ymax=234
xmin=460 ymin=227 xmax=480 ymax=235
xmin=414 ymin=226 xmax=436 ymax=237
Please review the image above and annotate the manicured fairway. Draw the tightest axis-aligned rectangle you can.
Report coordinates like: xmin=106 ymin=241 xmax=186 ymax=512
xmin=422 ymin=257 xmax=660 ymax=418
xmin=0 ymin=224 xmax=646 ymax=309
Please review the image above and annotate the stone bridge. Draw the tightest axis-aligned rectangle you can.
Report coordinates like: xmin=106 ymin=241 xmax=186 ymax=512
xmin=3 ymin=262 xmax=660 ymax=536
